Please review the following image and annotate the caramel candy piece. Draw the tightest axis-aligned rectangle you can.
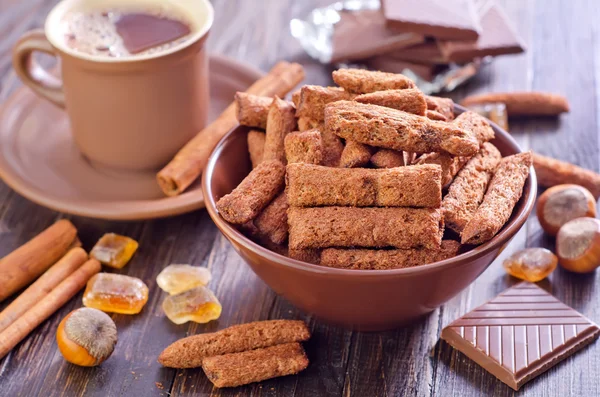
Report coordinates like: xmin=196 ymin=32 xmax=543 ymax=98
xmin=442 ymin=142 xmax=502 ymax=233
xmin=156 ymin=264 xmax=211 ymax=295
xmin=324 ymin=101 xmax=479 ymax=156
xmin=284 ymin=130 xmax=323 ymax=165
xmin=83 ymin=273 xmax=149 ymax=315
xmin=247 ymin=130 xmax=265 ymax=169
xmin=533 ymin=152 xmax=600 ymax=200
xmin=503 ymin=248 xmax=557 ymax=282
xmin=162 ymin=286 xmax=222 ymax=325
xmin=339 ymin=141 xmax=375 ymax=168
xmin=90 ymin=233 xmax=138 ymax=269
xmin=320 ymin=240 xmax=461 ymax=270
xmin=286 ymin=163 xmax=441 ymax=208
xmin=370 ymin=149 xmax=405 ymax=168
xmin=288 ymin=207 xmax=443 ymax=250
xmin=332 ymin=68 xmax=416 ymax=94
xmin=202 ymin=343 xmax=309 ymax=388
xmin=253 ymin=192 xmax=289 ymax=245
xmin=263 ymin=97 xmax=297 ymax=163
xmin=295 ymin=85 xmax=354 ymax=122
xmin=461 ymin=151 xmax=532 ymax=245
xmin=216 ymin=160 xmax=285 ymax=224
xmin=235 ymin=93 xmax=272 ymax=129
xmin=461 ymin=91 xmax=570 ymax=116
xmin=425 ymin=96 xmax=455 ymax=120
xmin=354 ymin=88 xmax=427 ymax=115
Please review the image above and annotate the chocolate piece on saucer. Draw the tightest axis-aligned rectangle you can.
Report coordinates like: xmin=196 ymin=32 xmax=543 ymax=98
xmin=331 ymin=10 xmax=424 ymax=63
xmin=441 ymin=282 xmax=600 ymax=391
xmin=381 ymin=0 xmax=482 ymax=40
xmin=438 ymin=2 xmax=526 ymax=63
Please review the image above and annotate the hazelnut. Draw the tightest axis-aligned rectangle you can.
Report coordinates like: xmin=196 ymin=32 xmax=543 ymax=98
xmin=56 ymin=307 xmax=117 ymax=366
xmin=537 ymin=184 xmax=596 ymax=236
xmin=556 ymin=217 xmax=600 ymax=273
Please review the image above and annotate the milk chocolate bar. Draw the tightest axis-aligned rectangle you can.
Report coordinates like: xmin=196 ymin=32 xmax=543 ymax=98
xmin=381 ymin=0 xmax=482 ymax=40
xmin=288 ymin=207 xmax=443 ymax=250
xmin=441 ymin=282 xmax=600 ymax=391
xmin=286 ymin=163 xmax=441 ymax=208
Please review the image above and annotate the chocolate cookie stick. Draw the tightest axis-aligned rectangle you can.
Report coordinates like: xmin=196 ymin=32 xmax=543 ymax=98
xmin=461 ymin=92 xmax=569 ymax=116
xmin=295 ymin=85 xmax=354 ymax=122
xmin=354 ymin=88 xmax=427 ymax=115
xmin=416 ymin=152 xmax=470 ymax=187
xmin=284 ymin=130 xmax=323 ymax=165
xmin=370 ymin=149 xmax=405 ymax=168
xmin=533 ymin=152 xmax=600 ymax=199
xmin=288 ymin=207 xmax=443 ymax=250
xmin=247 ymin=130 xmax=265 ymax=168
xmin=158 ymin=320 xmax=310 ymax=368
xmin=235 ymin=93 xmax=272 ymax=129
xmin=320 ymin=240 xmax=461 ymax=270
xmin=332 ymin=68 xmax=416 ymax=93
xmin=339 ymin=141 xmax=375 ymax=168
xmin=461 ymin=152 xmax=532 ymax=245
xmin=425 ymin=96 xmax=454 ymax=120
xmin=216 ymin=160 xmax=285 ymax=224
xmin=324 ymin=101 xmax=479 ymax=156
xmin=442 ymin=143 xmax=502 ymax=234
xmin=202 ymin=343 xmax=309 ymax=388
xmin=286 ymin=163 xmax=441 ymax=208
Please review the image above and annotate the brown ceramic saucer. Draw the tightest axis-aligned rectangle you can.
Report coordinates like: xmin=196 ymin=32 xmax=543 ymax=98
xmin=0 ymin=54 xmax=262 ymax=220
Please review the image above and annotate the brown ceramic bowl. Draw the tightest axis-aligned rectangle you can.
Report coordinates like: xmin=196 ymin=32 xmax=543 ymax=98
xmin=202 ymin=105 xmax=537 ymax=331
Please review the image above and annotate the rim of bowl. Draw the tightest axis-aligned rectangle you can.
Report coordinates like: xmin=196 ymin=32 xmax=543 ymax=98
xmin=202 ymin=104 xmax=537 ymax=278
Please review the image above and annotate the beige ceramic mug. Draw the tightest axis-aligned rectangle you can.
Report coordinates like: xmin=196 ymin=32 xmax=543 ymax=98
xmin=12 ymin=0 xmax=213 ymax=171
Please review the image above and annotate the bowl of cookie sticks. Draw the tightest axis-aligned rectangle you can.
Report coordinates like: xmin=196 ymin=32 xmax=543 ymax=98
xmin=203 ymin=68 xmax=537 ymax=331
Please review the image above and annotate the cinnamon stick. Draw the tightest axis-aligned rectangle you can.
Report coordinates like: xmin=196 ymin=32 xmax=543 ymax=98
xmin=0 ymin=219 xmax=78 ymax=303
xmin=0 ymin=247 xmax=88 ymax=333
xmin=157 ymin=61 xmax=304 ymax=196
xmin=0 ymin=258 xmax=101 ymax=360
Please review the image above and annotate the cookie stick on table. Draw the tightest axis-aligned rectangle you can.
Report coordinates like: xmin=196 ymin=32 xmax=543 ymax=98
xmin=461 ymin=92 xmax=569 ymax=116
xmin=532 ymin=152 xmax=600 ymax=199
xmin=157 ymin=61 xmax=304 ymax=196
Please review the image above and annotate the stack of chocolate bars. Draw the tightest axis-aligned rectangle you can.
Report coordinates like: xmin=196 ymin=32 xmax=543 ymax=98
xmin=291 ymin=0 xmax=525 ymax=88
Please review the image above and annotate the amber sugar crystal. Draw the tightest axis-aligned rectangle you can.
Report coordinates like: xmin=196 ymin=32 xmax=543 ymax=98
xmin=502 ymin=248 xmax=558 ymax=282
xmin=83 ymin=273 xmax=149 ymax=314
xmin=90 ymin=233 xmax=139 ymax=269
xmin=162 ymin=286 xmax=222 ymax=325
xmin=156 ymin=264 xmax=212 ymax=295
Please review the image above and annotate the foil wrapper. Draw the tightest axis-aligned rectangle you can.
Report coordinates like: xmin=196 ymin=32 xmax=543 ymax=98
xmin=290 ymin=0 xmax=484 ymax=94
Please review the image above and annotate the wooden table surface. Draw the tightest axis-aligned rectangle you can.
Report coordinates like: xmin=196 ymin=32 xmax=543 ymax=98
xmin=1 ymin=0 xmax=599 ymax=396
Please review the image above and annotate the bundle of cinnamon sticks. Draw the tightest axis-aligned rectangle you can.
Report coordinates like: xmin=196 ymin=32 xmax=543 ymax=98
xmin=0 ymin=220 xmax=101 ymax=360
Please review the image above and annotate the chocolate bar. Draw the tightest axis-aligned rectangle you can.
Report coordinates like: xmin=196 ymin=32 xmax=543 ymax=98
xmin=441 ymin=282 xmax=600 ymax=391
xmin=381 ymin=0 xmax=482 ymax=40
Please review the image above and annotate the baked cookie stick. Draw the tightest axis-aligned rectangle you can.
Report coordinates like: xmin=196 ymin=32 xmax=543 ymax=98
xmin=325 ymin=101 xmax=478 ymax=156
xmin=288 ymin=248 xmax=321 ymax=265
xmin=320 ymin=240 xmax=461 ymax=270
xmin=416 ymin=153 xmax=470 ymax=187
xmin=426 ymin=110 xmax=447 ymax=121
xmin=533 ymin=152 xmax=600 ymax=199
xmin=158 ymin=320 xmax=310 ymax=368
xmin=461 ymin=92 xmax=569 ymax=116
xmin=332 ymin=69 xmax=416 ymax=93
xmin=442 ymin=143 xmax=502 ymax=233
xmin=453 ymin=111 xmax=495 ymax=146
xmin=295 ymin=85 xmax=354 ymax=122
xmin=371 ymin=149 xmax=405 ymax=168
xmin=216 ymin=160 xmax=285 ymax=224
xmin=254 ymin=192 xmax=289 ymax=245
xmin=320 ymin=128 xmax=345 ymax=167
xmin=461 ymin=151 xmax=532 ymax=245
xmin=202 ymin=343 xmax=309 ymax=388
xmin=297 ymin=117 xmax=321 ymax=132
xmin=263 ymin=97 xmax=297 ymax=163
xmin=235 ymin=93 xmax=273 ymax=129
xmin=288 ymin=207 xmax=443 ymax=250
xmin=426 ymin=96 xmax=455 ymax=120
xmin=354 ymin=88 xmax=427 ymax=115
xmin=247 ymin=130 xmax=266 ymax=168
xmin=286 ymin=163 xmax=441 ymax=208
xmin=339 ymin=141 xmax=375 ymax=168
xmin=284 ymin=130 xmax=323 ymax=165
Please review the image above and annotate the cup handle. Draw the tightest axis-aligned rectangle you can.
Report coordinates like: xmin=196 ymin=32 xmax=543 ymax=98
xmin=12 ymin=29 xmax=65 ymax=108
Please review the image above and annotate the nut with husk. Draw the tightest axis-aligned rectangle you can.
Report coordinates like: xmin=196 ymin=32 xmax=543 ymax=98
xmin=556 ymin=217 xmax=600 ymax=273
xmin=537 ymin=184 xmax=596 ymax=236
xmin=56 ymin=307 xmax=117 ymax=366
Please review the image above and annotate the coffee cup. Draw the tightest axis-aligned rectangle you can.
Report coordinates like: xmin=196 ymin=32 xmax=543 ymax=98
xmin=12 ymin=0 xmax=214 ymax=171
